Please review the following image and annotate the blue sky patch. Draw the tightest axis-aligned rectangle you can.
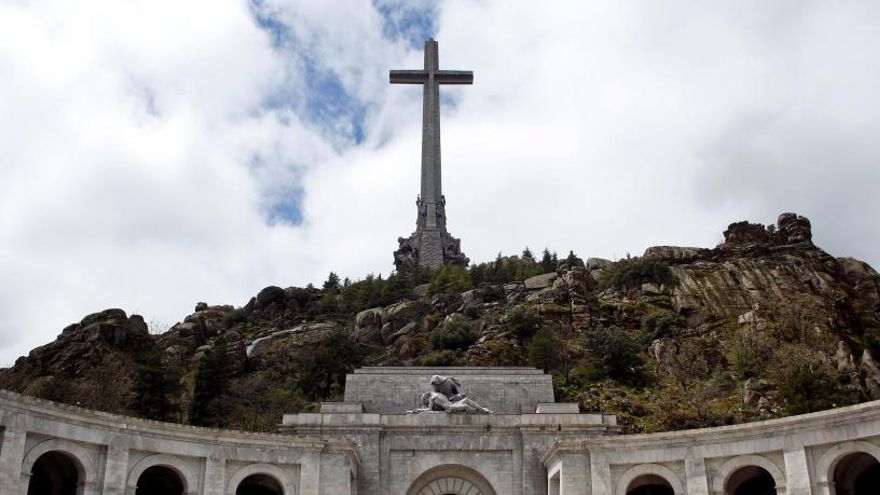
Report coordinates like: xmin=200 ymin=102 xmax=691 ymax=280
xmin=247 ymin=0 xmax=439 ymax=226
xmin=266 ymin=193 xmax=304 ymax=226
xmin=375 ymin=0 xmax=437 ymax=47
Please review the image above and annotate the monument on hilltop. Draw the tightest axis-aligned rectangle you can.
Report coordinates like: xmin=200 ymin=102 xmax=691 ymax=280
xmin=391 ymin=39 xmax=470 ymax=269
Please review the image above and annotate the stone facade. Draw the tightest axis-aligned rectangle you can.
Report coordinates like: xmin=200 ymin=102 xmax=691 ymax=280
xmin=2 ymin=367 xmax=880 ymax=494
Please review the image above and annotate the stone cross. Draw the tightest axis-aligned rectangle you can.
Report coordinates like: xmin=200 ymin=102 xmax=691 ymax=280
xmin=390 ymin=39 xmax=472 ymax=269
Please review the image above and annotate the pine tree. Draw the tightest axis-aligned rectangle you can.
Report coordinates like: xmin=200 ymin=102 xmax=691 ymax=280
xmin=188 ymin=339 xmax=233 ymax=427
xmin=132 ymin=347 xmax=181 ymax=422
xmin=541 ymin=248 xmax=555 ymax=273
xmin=322 ymin=272 xmax=341 ymax=293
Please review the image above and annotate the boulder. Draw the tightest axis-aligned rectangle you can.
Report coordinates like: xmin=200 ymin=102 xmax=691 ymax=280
xmin=461 ymin=289 xmax=480 ymax=305
xmin=386 ymin=321 xmax=420 ymax=345
xmin=643 ymin=246 xmax=701 ymax=260
xmin=80 ymin=308 xmax=127 ymax=328
xmin=722 ymin=221 xmax=770 ymax=249
xmin=836 ymin=340 xmax=856 ymax=373
xmin=640 ymin=283 xmax=663 ymax=296
xmin=775 ymin=212 xmax=812 ymax=245
xmin=353 ymin=308 xmax=385 ymax=343
xmin=503 ymin=282 xmax=526 ymax=304
xmin=585 ymin=257 xmax=612 ymax=272
xmin=524 ymin=272 xmax=558 ymax=290
xmin=384 ymin=301 xmax=426 ymax=329
xmin=127 ymin=315 xmax=149 ymax=336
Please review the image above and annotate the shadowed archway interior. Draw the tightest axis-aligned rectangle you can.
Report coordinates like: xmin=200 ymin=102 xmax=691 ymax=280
xmin=236 ymin=473 xmax=284 ymax=495
xmin=627 ymin=474 xmax=674 ymax=495
xmin=727 ymin=465 xmax=776 ymax=495
xmin=833 ymin=452 xmax=880 ymax=495
xmin=27 ymin=451 xmax=81 ymax=495
xmin=136 ymin=465 xmax=185 ymax=495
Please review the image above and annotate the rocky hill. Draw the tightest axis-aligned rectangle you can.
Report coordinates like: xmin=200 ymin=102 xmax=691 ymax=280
xmin=2 ymin=212 xmax=879 ymax=433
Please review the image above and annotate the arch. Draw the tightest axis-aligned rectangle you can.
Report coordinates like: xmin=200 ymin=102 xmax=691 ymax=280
xmin=616 ymin=464 xmax=685 ymax=495
xmin=21 ymin=439 xmax=98 ymax=495
xmin=816 ymin=440 xmax=880 ymax=492
xmin=226 ymin=463 xmax=295 ymax=495
xmin=126 ymin=453 xmax=199 ymax=495
xmin=711 ymin=454 xmax=786 ymax=494
xmin=829 ymin=451 xmax=880 ymax=495
xmin=406 ymin=464 xmax=496 ymax=495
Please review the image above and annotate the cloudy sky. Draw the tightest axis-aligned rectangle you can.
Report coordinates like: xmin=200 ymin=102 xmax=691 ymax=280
xmin=1 ymin=0 xmax=878 ymax=365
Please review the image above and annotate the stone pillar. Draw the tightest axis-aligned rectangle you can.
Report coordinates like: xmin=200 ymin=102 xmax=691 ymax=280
xmin=512 ymin=433 xmax=524 ymax=495
xmin=101 ymin=442 xmax=129 ymax=495
xmin=299 ymin=451 xmax=321 ymax=495
xmin=0 ymin=415 xmax=26 ymax=495
xmin=204 ymin=456 xmax=226 ymax=495
xmin=589 ymin=453 xmax=612 ymax=495
xmin=685 ymin=455 xmax=710 ymax=495
xmin=319 ymin=453 xmax=352 ymax=495
xmin=559 ymin=453 xmax=591 ymax=495
xmin=783 ymin=447 xmax=812 ymax=495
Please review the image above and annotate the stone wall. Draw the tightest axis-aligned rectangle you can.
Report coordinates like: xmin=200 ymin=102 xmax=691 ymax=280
xmin=0 ymin=390 xmax=358 ymax=495
xmin=543 ymin=399 xmax=880 ymax=495
xmin=3 ymin=386 xmax=880 ymax=494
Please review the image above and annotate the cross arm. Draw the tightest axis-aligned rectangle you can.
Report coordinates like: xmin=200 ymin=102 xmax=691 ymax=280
xmin=435 ymin=70 xmax=473 ymax=85
xmin=390 ymin=70 xmax=428 ymax=84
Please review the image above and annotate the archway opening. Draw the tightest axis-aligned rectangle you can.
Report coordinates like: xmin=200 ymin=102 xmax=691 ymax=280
xmin=627 ymin=474 xmax=674 ymax=495
xmin=27 ymin=450 xmax=81 ymax=495
xmin=135 ymin=465 xmax=185 ymax=495
xmin=407 ymin=464 xmax=496 ymax=495
xmin=833 ymin=452 xmax=880 ymax=495
xmin=727 ymin=465 xmax=776 ymax=495
xmin=236 ymin=473 xmax=284 ymax=495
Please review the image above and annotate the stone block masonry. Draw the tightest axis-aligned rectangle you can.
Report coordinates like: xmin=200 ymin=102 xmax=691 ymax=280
xmin=4 ymin=366 xmax=880 ymax=494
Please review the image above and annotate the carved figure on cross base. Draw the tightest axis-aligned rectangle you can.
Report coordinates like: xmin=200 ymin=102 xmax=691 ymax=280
xmin=408 ymin=391 xmax=492 ymax=414
xmin=430 ymin=374 xmax=464 ymax=401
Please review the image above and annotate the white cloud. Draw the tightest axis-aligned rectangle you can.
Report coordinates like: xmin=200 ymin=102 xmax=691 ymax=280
xmin=1 ymin=0 xmax=879 ymax=365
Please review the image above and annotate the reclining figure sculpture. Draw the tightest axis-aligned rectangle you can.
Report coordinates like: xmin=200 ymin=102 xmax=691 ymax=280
xmin=407 ymin=374 xmax=493 ymax=414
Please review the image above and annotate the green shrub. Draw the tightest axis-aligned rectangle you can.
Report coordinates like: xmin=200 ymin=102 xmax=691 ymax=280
xmin=598 ymin=258 xmax=675 ymax=290
xmin=506 ymin=306 xmax=544 ymax=345
xmin=779 ymin=360 xmax=852 ymax=415
xmin=583 ymin=326 xmax=645 ymax=384
xmin=641 ymin=312 xmax=684 ymax=339
xmin=418 ymin=349 xmax=462 ymax=366
xmin=298 ymin=332 xmax=365 ymax=400
xmin=463 ymin=304 xmax=482 ymax=319
xmin=429 ymin=266 xmax=473 ymax=295
xmin=527 ymin=328 xmax=564 ymax=373
xmin=430 ymin=317 xmax=478 ymax=351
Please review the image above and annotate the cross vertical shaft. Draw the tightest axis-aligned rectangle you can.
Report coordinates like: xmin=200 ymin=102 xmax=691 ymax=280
xmin=421 ymin=40 xmax=441 ymax=227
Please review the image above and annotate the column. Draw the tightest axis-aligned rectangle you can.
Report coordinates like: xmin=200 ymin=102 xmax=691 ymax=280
xmin=101 ymin=442 xmax=129 ymax=495
xmin=783 ymin=447 xmax=812 ymax=495
xmin=203 ymin=457 xmax=226 ymax=495
xmin=589 ymin=453 xmax=612 ymax=495
xmin=319 ymin=453 xmax=352 ymax=495
xmin=685 ymin=455 xmax=710 ymax=495
xmin=299 ymin=451 xmax=321 ymax=495
xmin=0 ymin=415 xmax=26 ymax=495
xmin=560 ymin=453 xmax=591 ymax=495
